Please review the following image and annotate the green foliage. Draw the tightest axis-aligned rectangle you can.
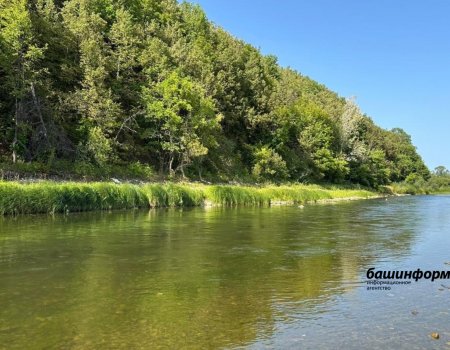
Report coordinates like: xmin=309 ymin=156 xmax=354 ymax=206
xmin=393 ymin=165 xmax=450 ymax=195
xmin=252 ymin=147 xmax=288 ymax=182
xmin=0 ymin=160 xmax=154 ymax=180
xmin=405 ymin=173 xmax=423 ymax=184
xmin=434 ymin=165 xmax=449 ymax=177
xmin=0 ymin=0 xmax=429 ymax=186
xmin=311 ymin=149 xmax=348 ymax=182
xmin=142 ymin=71 xmax=222 ymax=175
xmin=82 ymin=126 xmax=113 ymax=165
xmin=349 ymin=150 xmax=390 ymax=188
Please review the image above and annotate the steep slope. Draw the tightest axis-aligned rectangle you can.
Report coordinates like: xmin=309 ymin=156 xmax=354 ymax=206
xmin=0 ymin=0 xmax=429 ymax=185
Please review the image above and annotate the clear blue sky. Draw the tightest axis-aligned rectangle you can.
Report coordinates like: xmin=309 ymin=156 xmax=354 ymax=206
xmin=189 ymin=0 xmax=450 ymax=171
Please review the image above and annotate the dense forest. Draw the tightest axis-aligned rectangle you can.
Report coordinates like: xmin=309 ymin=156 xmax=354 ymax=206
xmin=0 ymin=0 xmax=430 ymax=186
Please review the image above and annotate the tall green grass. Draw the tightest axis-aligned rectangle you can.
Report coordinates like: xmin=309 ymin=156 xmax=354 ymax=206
xmin=204 ymin=185 xmax=270 ymax=206
xmin=390 ymin=181 xmax=450 ymax=195
xmin=0 ymin=182 xmax=148 ymax=215
xmin=143 ymin=183 xmax=205 ymax=207
xmin=0 ymin=181 xmax=379 ymax=215
xmin=390 ymin=182 xmax=430 ymax=195
xmin=261 ymin=185 xmax=332 ymax=203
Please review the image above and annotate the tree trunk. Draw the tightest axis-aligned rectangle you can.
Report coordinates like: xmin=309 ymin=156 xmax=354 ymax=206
xmin=168 ymin=155 xmax=174 ymax=176
xmin=30 ymin=82 xmax=48 ymax=140
xmin=198 ymin=165 xmax=203 ymax=181
xmin=12 ymin=99 xmax=19 ymax=163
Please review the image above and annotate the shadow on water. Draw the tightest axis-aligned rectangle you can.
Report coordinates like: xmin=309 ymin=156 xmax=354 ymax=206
xmin=0 ymin=196 xmax=434 ymax=349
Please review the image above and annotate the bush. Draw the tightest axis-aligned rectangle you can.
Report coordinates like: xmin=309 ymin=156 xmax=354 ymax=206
xmin=252 ymin=147 xmax=289 ymax=182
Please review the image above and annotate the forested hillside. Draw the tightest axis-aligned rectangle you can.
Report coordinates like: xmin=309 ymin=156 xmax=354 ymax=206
xmin=0 ymin=0 xmax=430 ymax=186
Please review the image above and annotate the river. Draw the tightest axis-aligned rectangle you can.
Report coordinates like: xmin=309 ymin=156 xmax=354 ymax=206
xmin=0 ymin=196 xmax=449 ymax=349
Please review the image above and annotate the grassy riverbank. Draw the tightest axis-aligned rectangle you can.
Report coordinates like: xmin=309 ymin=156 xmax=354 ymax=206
xmin=391 ymin=182 xmax=450 ymax=195
xmin=0 ymin=181 xmax=381 ymax=215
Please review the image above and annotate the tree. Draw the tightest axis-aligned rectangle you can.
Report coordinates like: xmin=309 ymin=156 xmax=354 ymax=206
xmin=296 ymin=101 xmax=346 ymax=180
xmin=349 ymin=149 xmax=390 ymax=187
xmin=109 ymin=7 xmax=142 ymax=82
xmin=142 ymin=71 xmax=222 ymax=176
xmin=0 ymin=0 xmax=430 ymax=185
xmin=340 ymin=97 xmax=366 ymax=160
xmin=0 ymin=0 xmax=48 ymax=162
xmin=434 ymin=166 xmax=449 ymax=177
xmin=252 ymin=146 xmax=288 ymax=182
xmin=62 ymin=0 xmax=121 ymax=165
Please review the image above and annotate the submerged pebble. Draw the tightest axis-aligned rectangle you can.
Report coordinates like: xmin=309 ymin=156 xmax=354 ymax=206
xmin=430 ymin=332 xmax=439 ymax=340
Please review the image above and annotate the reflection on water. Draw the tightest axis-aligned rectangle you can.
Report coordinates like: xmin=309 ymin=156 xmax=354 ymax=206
xmin=0 ymin=196 xmax=449 ymax=349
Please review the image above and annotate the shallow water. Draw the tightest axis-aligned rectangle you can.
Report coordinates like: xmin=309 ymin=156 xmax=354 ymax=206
xmin=0 ymin=196 xmax=449 ymax=349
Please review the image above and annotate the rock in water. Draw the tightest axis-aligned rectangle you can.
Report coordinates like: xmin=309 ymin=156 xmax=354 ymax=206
xmin=430 ymin=332 xmax=439 ymax=340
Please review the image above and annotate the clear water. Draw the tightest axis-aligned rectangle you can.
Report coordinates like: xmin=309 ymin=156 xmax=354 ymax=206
xmin=0 ymin=196 xmax=449 ymax=349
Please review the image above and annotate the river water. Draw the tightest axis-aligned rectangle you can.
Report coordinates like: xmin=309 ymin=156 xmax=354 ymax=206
xmin=0 ymin=196 xmax=449 ymax=349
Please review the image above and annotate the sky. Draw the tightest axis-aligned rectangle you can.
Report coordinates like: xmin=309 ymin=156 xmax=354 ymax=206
xmin=189 ymin=0 xmax=450 ymax=171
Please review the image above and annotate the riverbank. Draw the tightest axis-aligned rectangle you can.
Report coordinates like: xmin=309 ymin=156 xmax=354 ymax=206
xmin=0 ymin=181 xmax=385 ymax=215
xmin=391 ymin=182 xmax=450 ymax=195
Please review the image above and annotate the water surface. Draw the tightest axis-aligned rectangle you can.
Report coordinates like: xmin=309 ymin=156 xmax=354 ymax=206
xmin=0 ymin=196 xmax=449 ymax=349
